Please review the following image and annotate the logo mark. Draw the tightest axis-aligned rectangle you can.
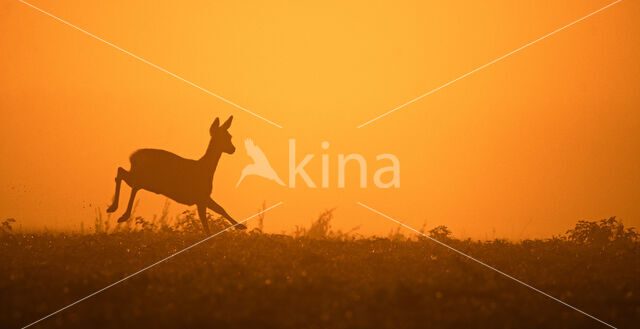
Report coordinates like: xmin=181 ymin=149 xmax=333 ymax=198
xmin=236 ymin=139 xmax=285 ymax=187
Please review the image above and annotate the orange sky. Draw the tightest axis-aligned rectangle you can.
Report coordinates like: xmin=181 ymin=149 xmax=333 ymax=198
xmin=1 ymin=0 xmax=639 ymax=238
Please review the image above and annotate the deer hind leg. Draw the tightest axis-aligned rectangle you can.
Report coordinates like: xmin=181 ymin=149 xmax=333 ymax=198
xmin=197 ymin=204 xmax=210 ymax=235
xmin=107 ymin=167 xmax=129 ymax=213
xmin=117 ymin=187 xmax=139 ymax=222
xmin=207 ymin=198 xmax=246 ymax=230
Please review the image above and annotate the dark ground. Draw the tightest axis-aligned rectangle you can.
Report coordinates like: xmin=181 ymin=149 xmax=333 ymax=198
xmin=1 ymin=225 xmax=638 ymax=329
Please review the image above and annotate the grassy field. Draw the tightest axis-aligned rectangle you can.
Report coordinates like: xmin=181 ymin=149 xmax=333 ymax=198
xmin=1 ymin=212 xmax=638 ymax=328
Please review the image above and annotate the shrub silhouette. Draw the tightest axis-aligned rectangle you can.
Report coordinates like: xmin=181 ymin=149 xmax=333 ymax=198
xmin=566 ymin=216 xmax=639 ymax=245
xmin=295 ymin=208 xmax=335 ymax=239
xmin=429 ymin=225 xmax=452 ymax=241
xmin=1 ymin=218 xmax=15 ymax=234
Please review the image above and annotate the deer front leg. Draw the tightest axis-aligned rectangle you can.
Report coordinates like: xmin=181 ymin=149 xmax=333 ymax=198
xmin=197 ymin=204 xmax=211 ymax=235
xmin=207 ymin=198 xmax=247 ymax=230
xmin=107 ymin=167 xmax=128 ymax=213
xmin=117 ymin=187 xmax=139 ymax=222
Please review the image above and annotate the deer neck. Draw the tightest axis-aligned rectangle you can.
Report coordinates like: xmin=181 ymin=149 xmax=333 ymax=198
xmin=199 ymin=139 xmax=222 ymax=173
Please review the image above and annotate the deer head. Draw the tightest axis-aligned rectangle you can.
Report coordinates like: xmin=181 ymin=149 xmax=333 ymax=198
xmin=210 ymin=116 xmax=235 ymax=154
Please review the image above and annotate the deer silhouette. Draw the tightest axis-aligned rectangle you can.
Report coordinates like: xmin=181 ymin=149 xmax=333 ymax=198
xmin=106 ymin=116 xmax=246 ymax=233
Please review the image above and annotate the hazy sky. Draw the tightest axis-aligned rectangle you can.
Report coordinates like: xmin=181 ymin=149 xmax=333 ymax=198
xmin=1 ymin=0 xmax=639 ymax=238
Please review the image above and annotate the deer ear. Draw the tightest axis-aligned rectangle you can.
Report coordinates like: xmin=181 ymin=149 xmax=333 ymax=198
xmin=221 ymin=115 xmax=233 ymax=130
xmin=210 ymin=117 xmax=220 ymax=135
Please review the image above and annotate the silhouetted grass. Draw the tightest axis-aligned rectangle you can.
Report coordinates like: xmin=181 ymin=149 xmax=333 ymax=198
xmin=1 ymin=212 xmax=638 ymax=328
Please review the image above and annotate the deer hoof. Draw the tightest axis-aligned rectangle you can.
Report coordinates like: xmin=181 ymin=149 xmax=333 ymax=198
xmin=106 ymin=204 xmax=118 ymax=213
xmin=236 ymin=223 xmax=247 ymax=230
xmin=117 ymin=214 xmax=130 ymax=223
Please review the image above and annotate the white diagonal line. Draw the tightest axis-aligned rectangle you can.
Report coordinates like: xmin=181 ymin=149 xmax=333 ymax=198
xmin=19 ymin=0 xmax=283 ymax=129
xmin=357 ymin=0 xmax=623 ymax=128
xmin=357 ymin=202 xmax=617 ymax=329
xmin=21 ymin=201 xmax=284 ymax=329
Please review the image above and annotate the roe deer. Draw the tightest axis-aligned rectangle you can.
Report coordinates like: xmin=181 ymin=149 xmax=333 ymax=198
xmin=106 ymin=116 xmax=246 ymax=233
